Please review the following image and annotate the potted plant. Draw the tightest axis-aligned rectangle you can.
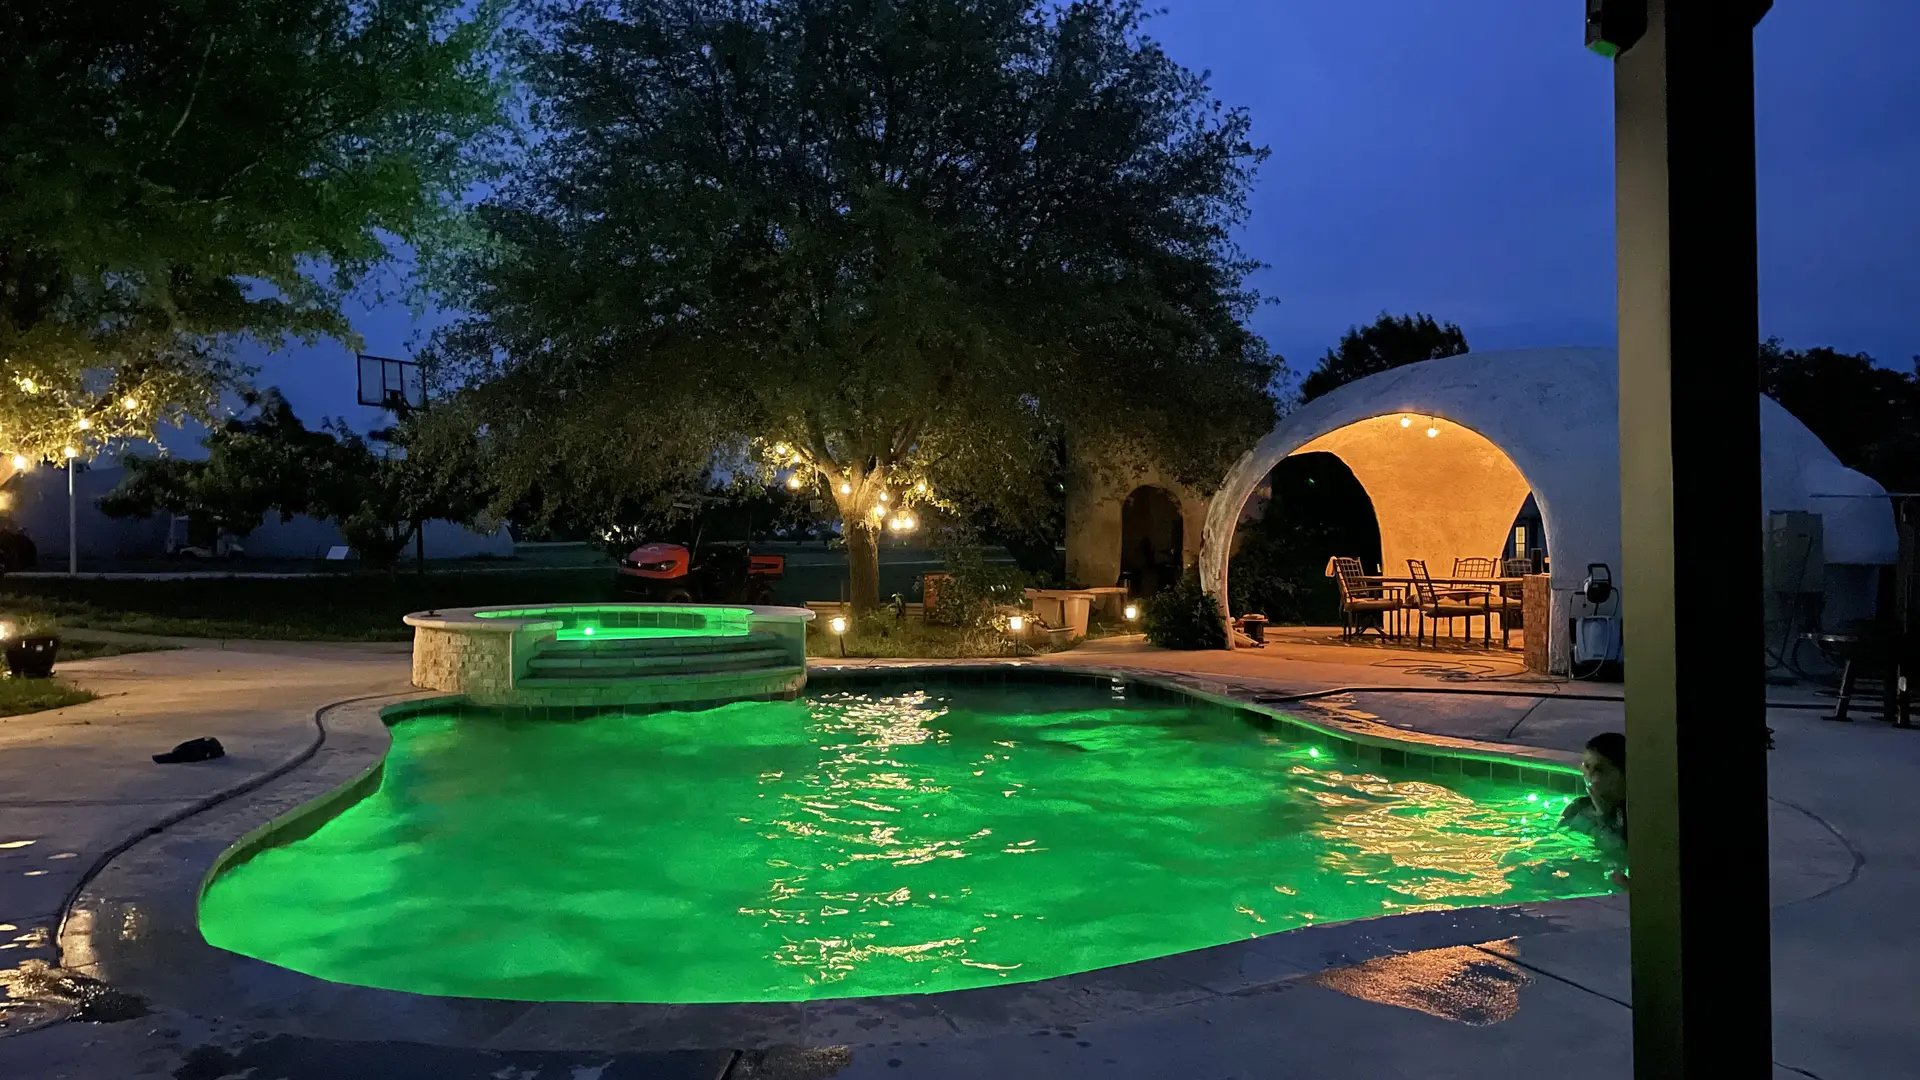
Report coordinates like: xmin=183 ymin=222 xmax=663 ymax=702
xmin=3 ymin=626 xmax=59 ymax=678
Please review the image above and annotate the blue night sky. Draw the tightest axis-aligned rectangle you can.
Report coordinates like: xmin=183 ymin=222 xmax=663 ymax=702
xmin=227 ymin=0 xmax=1920 ymax=445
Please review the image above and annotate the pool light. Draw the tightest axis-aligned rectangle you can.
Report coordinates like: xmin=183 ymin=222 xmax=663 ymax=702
xmin=1308 ymin=747 xmax=1320 ymax=758
xmin=582 ymin=626 xmax=595 ymax=636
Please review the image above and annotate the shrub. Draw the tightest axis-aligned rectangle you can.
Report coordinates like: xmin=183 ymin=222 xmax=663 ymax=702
xmin=927 ymin=528 xmax=1031 ymax=629
xmin=1143 ymin=569 xmax=1226 ymax=650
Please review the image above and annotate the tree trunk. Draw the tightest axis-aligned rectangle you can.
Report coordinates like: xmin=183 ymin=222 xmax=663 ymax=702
xmin=845 ymin=522 xmax=881 ymax=613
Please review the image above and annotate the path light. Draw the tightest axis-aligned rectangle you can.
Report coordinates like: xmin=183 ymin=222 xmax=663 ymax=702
xmin=1124 ymin=603 xmax=1139 ymax=622
xmin=1007 ymin=614 xmax=1026 ymax=634
xmin=62 ymin=446 xmax=76 ymax=459
xmin=829 ymin=615 xmax=848 ymax=657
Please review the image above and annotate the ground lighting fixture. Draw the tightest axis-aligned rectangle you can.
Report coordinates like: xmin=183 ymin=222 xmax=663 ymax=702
xmin=829 ymin=615 xmax=848 ymax=657
xmin=1124 ymin=603 xmax=1140 ymax=622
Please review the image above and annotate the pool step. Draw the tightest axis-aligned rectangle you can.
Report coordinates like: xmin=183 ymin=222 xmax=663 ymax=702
xmin=516 ymin=665 xmax=808 ymax=701
xmin=525 ymin=646 xmax=793 ymax=679
xmin=538 ymin=630 xmax=783 ymax=657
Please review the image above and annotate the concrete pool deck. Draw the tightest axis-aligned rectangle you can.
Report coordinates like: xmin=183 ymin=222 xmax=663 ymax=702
xmin=0 ymin=633 xmax=1909 ymax=1079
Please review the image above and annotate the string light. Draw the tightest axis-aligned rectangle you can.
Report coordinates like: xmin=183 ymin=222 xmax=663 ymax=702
xmin=76 ymin=418 xmax=91 ymax=430
xmin=62 ymin=446 xmax=77 ymax=459
xmin=17 ymin=379 xmax=35 ymax=394
xmin=772 ymin=442 xmax=789 ymax=457
xmin=1399 ymin=416 xmax=1412 ymax=428
xmin=786 ymin=474 xmax=802 ymax=490
xmin=839 ymin=481 xmax=852 ymax=495
xmin=1426 ymin=421 xmax=1439 ymax=438
xmin=914 ymin=480 xmax=927 ymax=494
xmin=9 ymin=455 xmax=25 ymax=470
xmin=121 ymin=396 xmax=139 ymax=411
xmin=878 ymin=491 xmax=889 ymax=502
xmin=870 ymin=504 xmax=886 ymax=518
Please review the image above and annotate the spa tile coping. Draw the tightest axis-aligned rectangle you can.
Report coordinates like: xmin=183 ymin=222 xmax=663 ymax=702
xmin=402 ymin=603 xmax=817 ymax=634
xmin=60 ymin=664 xmax=1632 ymax=1053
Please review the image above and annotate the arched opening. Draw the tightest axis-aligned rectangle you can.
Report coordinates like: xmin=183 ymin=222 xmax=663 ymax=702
xmin=1120 ymin=485 xmax=1183 ymax=597
xmin=1229 ymin=452 xmax=1382 ymax=624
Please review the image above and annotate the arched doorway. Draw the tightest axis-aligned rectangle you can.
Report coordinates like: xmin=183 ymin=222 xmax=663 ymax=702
xmin=1230 ymin=452 xmax=1383 ymax=623
xmin=1120 ymin=485 xmax=1183 ymax=596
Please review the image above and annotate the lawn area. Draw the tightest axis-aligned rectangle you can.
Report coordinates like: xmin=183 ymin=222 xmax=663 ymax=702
xmin=0 ymin=570 xmax=624 ymax=641
xmin=0 ymin=675 xmax=93 ymax=717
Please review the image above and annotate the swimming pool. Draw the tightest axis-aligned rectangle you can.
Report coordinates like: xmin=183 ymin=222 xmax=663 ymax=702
xmin=198 ymin=679 xmax=1616 ymax=1003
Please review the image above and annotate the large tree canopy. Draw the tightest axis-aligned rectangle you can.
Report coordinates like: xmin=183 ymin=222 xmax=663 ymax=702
xmin=0 ymin=0 xmax=508 ymax=463
xmin=1297 ymin=312 xmax=1468 ymax=403
xmin=431 ymin=0 xmax=1277 ymax=608
xmin=1760 ymin=338 xmax=1920 ymax=496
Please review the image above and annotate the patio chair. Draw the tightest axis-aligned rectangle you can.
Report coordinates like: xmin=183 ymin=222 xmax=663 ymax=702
xmin=1497 ymin=558 xmax=1532 ymax=639
xmin=1332 ymin=556 xmax=1405 ymax=639
xmin=1408 ymin=559 xmax=1495 ymax=646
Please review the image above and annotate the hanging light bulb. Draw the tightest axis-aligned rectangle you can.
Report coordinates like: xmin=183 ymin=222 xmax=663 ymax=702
xmin=62 ymin=446 xmax=77 ymax=459
xmin=9 ymin=455 xmax=26 ymax=470
xmin=839 ymin=481 xmax=852 ymax=495
xmin=18 ymin=378 xmax=35 ymax=394
xmin=76 ymin=418 xmax=91 ymax=430
xmin=1399 ymin=415 xmax=1412 ymax=428
xmin=1426 ymin=421 xmax=1439 ymax=438
xmin=870 ymin=504 xmax=886 ymax=518
xmin=878 ymin=491 xmax=889 ymax=503
xmin=772 ymin=442 xmax=790 ymax=457
xmin=122 ymin=396 xmax=140 ymax=411
xmin=914 ymin=480 xmax=927 ymax=494
xmin=786 ymin=474 xmax=802 ymax=490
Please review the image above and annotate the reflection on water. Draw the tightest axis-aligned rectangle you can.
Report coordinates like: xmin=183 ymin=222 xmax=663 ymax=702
xmin=200 ymin=686 xmax=1617 ymax=1003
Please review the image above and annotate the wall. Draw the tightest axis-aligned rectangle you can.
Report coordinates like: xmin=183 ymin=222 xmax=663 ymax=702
xmin=1064 ymin=444 xmax=1211 ymax=590
xmin=1291 ymin=415 xmax=1533 ymax=581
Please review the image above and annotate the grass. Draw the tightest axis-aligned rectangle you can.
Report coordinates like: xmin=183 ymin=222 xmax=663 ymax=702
xmin=0 ymin=570 xmax=625 ymax=642
xmin=0 ymin=675 xmax=93 ymax=717
xmin=805 ymin=617 xmax=1082 ymax=659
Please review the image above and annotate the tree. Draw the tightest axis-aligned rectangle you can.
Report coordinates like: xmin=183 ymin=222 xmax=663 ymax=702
xmin=101 ymin=390 xmax=491 ymax=568
xmin=1298 ymin=313 xmax=1468 ymax=403
xmin=429 ymin=0 xmax=1277 ymax=610
xmin=0 ymin=0 xmax=509 ymax=463
xmin=1759 ymin=338 xmax=1920 ymax=495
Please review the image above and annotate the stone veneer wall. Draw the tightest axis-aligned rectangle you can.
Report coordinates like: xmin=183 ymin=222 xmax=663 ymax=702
xmin=411 ymin=624 xmax=523 ymax=699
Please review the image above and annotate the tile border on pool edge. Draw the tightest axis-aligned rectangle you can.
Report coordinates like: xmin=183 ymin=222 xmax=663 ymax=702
xmin=59 ymin=671 xmax=1621 ymax=1055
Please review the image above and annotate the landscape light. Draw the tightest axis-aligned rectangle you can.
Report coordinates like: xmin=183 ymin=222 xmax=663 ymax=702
xmin=829 ymin=616 xmax=848 ymax=635
xmin=62 ymin=446 xmax=77 ymax=459
xmin=1123 ymin=603 xmax=1139 ymax=621
xmin=1007 ymin=615 xmax=1026 ymax=634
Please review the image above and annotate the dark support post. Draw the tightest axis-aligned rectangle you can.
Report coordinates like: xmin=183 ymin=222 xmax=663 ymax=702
xmin=1613 ymin=1 xmax=1773 ymax=1076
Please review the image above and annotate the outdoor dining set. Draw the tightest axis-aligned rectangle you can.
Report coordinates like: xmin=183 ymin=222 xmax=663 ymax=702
xmin=1330 ymin=556 xmax=1537 ymax=648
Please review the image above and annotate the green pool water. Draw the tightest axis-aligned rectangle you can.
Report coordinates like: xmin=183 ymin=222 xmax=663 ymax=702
xmin=198 ymin=685 xmax=1618 ymax=1003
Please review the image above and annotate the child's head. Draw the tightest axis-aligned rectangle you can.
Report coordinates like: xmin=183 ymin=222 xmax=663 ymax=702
xmin=1581 ymin=732 xmax=1627 ymax=811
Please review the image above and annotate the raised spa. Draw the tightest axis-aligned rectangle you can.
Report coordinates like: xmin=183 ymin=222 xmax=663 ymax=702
xmin=198 ymin=674 xmax=1616 ymax=1004
xmin=404 ymin=603 xmax=813 ymax=709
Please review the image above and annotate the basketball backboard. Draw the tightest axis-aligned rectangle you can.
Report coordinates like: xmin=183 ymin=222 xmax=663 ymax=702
xmin=356 ymin=354 xmax=425 ymax=412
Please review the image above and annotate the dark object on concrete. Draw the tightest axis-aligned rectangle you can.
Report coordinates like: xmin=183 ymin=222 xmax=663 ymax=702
xmin=1612 ymin=1 xmax=1774 ymax=1075
xmin=1241 ymin=614 xmax=1268 ymax=643
xmin=153 ymin=737 xmax=225 ymax=764
xmin=4 ymin=634 xmax=58 ymax=677
xmin=1809 ymin=629 xmax=1909 ymax=727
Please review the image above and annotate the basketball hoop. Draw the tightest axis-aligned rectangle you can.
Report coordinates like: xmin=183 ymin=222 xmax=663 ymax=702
xmin=356 ymin=354 xmax=426 ymax=413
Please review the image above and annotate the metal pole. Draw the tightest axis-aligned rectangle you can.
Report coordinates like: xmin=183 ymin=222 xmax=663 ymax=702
xmin=1613 ymin=1 xmax=1773 ymax=1075
xmin=67 ymin=457 xmax=76 ymax=576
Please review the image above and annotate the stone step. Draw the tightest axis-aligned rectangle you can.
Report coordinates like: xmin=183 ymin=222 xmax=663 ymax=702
xmin=516 ymin=665 xmax=807 ymax=694
xmin=538 ymin=630 xmax=781 ymax=657
xmin=525 ymin=647 xmax=793 ymax=679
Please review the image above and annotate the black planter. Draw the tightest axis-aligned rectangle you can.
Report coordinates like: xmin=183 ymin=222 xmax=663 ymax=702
xmin=6 ymin=635 xmax=59 ymax=678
